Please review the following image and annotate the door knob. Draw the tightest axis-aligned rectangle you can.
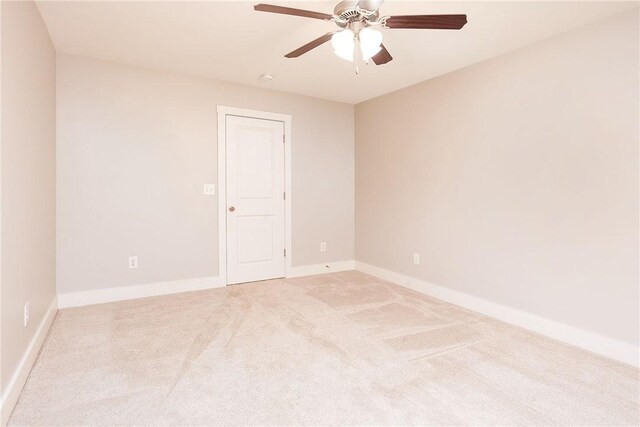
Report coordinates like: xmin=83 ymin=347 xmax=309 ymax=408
xmin=228 ymin=206 xmax=235 ymax=212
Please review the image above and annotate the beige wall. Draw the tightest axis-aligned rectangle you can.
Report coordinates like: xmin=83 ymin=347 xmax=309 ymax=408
xmin=355 ymin=10 xmax=639 ymax=346
xmin=57 ymin=54 xmax=354 ymax=294
xmin=1 ymin=1 xmax=56 ymax=390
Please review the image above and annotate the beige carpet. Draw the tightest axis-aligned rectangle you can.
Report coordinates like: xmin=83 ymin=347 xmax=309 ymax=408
xmin=9 ymin=271 xmax=640 ymax=426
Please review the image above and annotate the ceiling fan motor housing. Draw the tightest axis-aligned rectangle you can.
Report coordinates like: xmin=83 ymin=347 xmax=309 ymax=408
xmin=333 ymin=0 xmax=380 ymax=28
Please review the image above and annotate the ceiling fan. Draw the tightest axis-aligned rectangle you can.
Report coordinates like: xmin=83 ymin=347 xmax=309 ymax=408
xmin=254 ymin=0 xmax=467 ymax=70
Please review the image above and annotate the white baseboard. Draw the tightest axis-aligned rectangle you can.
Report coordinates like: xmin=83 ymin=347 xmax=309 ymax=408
xmin=0 ymin=297 xmax=58 ymax=426
xmin=58 ymin=276 xmax=224 ymax=308
xmin=355 ymin=262 xmax=639 ymax=368
xmin=57 ymin=262 xmax=358 ymax=309
xmin=288 ymin=260 xmax=355 ymax=278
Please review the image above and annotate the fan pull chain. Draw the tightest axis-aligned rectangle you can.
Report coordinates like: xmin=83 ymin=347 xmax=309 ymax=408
xmin=355 ymin=35 xmax=360 ymax=75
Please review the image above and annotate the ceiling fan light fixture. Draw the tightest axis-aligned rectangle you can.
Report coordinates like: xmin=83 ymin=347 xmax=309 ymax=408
xmin=359 ymin=27 xmax=383 ymax=60
xmin=254 ymin=2 xmax=468 ymax=68
xmin=331 ymin=29 xmax=355 ymax=61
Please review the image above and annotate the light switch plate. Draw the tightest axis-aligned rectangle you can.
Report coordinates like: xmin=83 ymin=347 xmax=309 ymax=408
xmin=413 ymin=253 xmax=420 ymax=265
xmin=128 ymin=256 xmax=138 ymax=269
xmin=203 ymin=184 xmax=215 ymax=196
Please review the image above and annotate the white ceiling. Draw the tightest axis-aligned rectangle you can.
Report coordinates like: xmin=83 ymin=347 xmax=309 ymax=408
xmin=37 ymin=1 xmax=638 ymax=104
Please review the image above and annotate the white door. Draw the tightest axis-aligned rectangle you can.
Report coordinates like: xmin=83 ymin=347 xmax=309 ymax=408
xmin=226 ymin=115 xmax=285 ymax=285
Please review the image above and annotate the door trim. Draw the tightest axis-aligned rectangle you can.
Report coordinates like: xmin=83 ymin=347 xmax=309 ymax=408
xmin=217 ymin=105 xmax=292 ymax=285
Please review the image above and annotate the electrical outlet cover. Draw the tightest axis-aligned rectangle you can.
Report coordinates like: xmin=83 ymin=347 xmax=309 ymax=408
xmin=24 ymin=302 xmax=30 ymax=327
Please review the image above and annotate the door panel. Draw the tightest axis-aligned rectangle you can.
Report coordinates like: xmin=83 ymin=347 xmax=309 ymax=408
xmin=226 ymin=115 xmax=285 ymax=285
xmin=238 ymin=129 xmax=274 ymax=199
xmin=237 ymin=216 xmax=274 ymax=263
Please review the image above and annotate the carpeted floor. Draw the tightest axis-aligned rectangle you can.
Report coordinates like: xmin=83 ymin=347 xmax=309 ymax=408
xmin=9 ymin=271 xmax=640 ymax=425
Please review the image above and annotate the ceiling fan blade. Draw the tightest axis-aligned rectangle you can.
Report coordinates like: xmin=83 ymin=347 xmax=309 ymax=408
xmin=285 ymin=32 xmax=335 ymax=58
xmin=371 ymin=44 xmax=393 ymax=65
xmin=385 ymin=14 xmax=467 ymax=30
xmin=254 ymin=4 xmax=333 ymax=21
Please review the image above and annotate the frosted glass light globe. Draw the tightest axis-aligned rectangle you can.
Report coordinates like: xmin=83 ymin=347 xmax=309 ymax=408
xmin=359 ymin=27 xmax=383 ymax=60
xmin=331 ymin=29 xmax=355 ymax=61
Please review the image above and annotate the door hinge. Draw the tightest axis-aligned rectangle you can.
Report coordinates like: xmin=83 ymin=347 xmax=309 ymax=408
xmin=282 ymin=135 xmax=285 ymax=143
xmin=284 ymin=249 xmax=286 ymax=257
xmin=283 ymin=192 xmax=286 ymax=200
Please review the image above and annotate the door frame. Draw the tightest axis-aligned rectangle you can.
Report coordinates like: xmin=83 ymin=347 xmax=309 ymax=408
xmin=217 ymin=105 xmax=292 ymax=285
